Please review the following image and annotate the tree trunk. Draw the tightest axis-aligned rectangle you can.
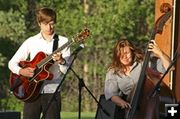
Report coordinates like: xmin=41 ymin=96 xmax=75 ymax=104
xmin=26 ymin=0 xmax=36 ymax=32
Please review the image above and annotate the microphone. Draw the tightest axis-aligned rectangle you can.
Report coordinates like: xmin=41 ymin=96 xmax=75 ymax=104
xmin=71 ymin=44 xmax=85 ymax=56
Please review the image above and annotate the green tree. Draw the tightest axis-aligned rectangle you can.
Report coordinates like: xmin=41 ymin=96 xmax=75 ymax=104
xmin=0 ymin=0 xmax=155 ymax=112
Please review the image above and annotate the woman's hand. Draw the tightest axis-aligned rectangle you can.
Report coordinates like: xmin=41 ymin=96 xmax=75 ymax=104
xmin=111 ymin=95 xmax=131 ymax=109
xmin=119 ymin=99 xmax=131 ymax=109
xmin=148 ymin=40 xmax=163 ymax=57
xmin=148 ymin=40 xmax=175 ymax=70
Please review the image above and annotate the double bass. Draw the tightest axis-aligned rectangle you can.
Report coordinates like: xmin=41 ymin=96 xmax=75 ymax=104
xmin=125 ymin=3 xmax=175 ymax=119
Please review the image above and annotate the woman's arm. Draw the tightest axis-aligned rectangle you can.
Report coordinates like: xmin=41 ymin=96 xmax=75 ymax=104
xmin=148 ymin=40 xmax=175 ymax=70
xmin=111 ymin=95 xmax=131 ymax=109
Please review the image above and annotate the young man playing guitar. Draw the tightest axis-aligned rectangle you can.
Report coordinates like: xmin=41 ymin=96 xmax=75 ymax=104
xmin=8 ymin=7 xmax=70 ymax=119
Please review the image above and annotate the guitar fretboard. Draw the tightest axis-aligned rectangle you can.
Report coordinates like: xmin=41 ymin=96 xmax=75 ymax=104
xmin=36 ymin=41 xmax=73 ymax=68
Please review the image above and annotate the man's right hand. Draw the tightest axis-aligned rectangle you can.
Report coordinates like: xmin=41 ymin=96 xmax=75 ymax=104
xmin=19 ymin=67 xmax=35 ymax=77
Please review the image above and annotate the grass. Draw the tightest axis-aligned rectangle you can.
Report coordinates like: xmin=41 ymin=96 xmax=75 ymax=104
xmin=61 ymin=112 xmax=96 ymax=119
xmin=18 ymin=111 xmax=96 ymax=119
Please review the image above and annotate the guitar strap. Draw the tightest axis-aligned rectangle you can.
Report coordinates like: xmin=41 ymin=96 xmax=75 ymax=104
xmin=53 ymin=34 xmax=59 ymax=52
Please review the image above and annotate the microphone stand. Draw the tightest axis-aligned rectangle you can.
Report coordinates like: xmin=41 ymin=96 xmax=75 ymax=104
xmin=70 ymin=68 xmax=111 ymax=118
xmin=70 ymin=52 xmax=110 ymax=119
xmin=41 ymin=48 xmax=80 ymax=119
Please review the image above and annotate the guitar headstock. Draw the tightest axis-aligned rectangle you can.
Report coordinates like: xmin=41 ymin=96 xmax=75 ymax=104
xmin=73 ymin=28 xmax=90 ymax=43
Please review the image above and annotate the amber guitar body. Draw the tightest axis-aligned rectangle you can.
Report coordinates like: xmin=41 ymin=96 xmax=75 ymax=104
xmin=9 ymin=52 xmax=53 ymax=102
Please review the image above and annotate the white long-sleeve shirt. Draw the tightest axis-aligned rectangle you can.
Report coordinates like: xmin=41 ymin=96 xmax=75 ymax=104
xmin=8 ymin=32 xmax=70 ymax=93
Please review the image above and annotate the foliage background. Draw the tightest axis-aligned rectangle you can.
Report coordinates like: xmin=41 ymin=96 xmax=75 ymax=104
xmin=0 ymin=0 xmax=155 ymax=112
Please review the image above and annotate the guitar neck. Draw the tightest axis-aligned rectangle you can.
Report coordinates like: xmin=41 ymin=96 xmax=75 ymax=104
xmin=36 ymin=28 xmax=90 ymax=69
xmin=37 ymin=41 xmax=73 ymax=68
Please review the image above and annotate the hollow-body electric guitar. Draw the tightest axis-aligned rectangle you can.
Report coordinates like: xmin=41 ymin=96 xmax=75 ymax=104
xmin=9 ymin=28 xmax=90 ymax=102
